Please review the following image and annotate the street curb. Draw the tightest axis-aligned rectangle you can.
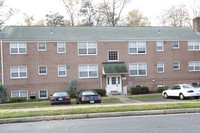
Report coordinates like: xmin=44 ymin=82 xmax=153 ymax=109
xmin=1 ymin=108 xmax=200 ymax=124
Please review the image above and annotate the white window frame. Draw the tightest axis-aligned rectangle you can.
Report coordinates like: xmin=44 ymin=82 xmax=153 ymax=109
xmin=172 ymin=41 xmax=179 ymax=49
xmin=188 ymin=61 xmax=200 ymax=72
xmin=129 ymin=41 xmax=146 ymax=54
xmin=58 ymin=65 xmax=67 ymax=77
xmin=10 ymin=42 xmax=27 ymax=54
xmin=39 ymin=89 xmax=48 ymax=99
xmin=38 ymin=65 xmax=47 ymax=75
xmin=157 ymin=84 xmax=165 ymax=87
xmin=57 ymin=42 xmax=66 ymax=53
xmin=10 ymin=66 xmax=27 ymax=79
xmin=157 ymin=62 xmax=164 ymax=73
xmin=78 ymin=42 xmax=97 ymax=55
xmin=37 ymin=42 xmax=46 ymax=51
xmin=79 ymin=64 xmax=98 ymax=78
xmin=173 ymin=61 xmax=180 ymax=70
xmin=108 ymin=50 xmax=119 ymax=61
xmin=129 ymin=63 xmax=147 ymax=77
xmin=188 ymin=41 xmax=200 ymax=51
xmin=156 ymin=41 xmax=164 ymax=51
xmin=11 ymin=90 xmax=28 ymax=99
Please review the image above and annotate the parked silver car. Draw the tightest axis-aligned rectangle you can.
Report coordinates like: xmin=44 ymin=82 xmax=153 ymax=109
xmin=162 ymin=84 xmax=200 ymax=100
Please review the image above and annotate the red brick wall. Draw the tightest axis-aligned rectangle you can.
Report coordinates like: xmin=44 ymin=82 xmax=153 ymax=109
xmin=2 ymin=40 xmax=200 ymax=98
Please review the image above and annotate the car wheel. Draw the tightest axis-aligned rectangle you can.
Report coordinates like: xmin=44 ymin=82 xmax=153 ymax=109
xmin=164 ymin=93 xmax=168 ymax=99
xmin=179 ymin=94 xmax=185 ymax=100
xmin=194 ymin=96 xmax=199 ymax=99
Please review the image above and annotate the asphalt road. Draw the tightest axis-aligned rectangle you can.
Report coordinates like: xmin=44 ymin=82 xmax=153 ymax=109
xmin=1 ymin=113 xmax=200 ymax=133
xmin=102 ymin=98 xmax=178 ymax=103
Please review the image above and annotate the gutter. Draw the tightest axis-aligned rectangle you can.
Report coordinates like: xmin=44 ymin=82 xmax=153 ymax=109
xmin=1 ymin=40 xmax=3 ymax=84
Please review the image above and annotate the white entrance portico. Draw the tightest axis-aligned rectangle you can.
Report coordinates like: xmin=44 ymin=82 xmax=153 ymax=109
xmin=102 ymin=62 xmax=128 ymax=95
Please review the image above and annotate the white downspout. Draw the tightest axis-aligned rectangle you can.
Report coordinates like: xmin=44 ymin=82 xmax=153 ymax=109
xmin=1 ymin=40 xmax=4 ymax=84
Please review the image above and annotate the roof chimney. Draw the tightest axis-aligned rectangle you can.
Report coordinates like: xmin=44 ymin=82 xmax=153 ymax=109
xmin=193 ymin=17 xmax=200 ymax=32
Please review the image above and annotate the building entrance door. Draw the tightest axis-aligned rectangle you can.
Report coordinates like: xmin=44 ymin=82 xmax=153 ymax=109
xmin=106 ymin=75 xmax=122 ymax=95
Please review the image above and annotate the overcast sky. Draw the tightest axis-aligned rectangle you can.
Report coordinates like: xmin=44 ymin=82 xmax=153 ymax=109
xmin=5 ymin=0 xmax=199 ymax=26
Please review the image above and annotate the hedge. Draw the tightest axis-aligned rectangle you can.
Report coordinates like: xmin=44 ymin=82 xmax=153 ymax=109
xmin=156 ymin=87 xmax=169 ymax=93
xmin=9 ymin=97 xmax=26 ymax=103
xmin=67 ymin=91 xmax=77 ymax=99
xmin=93 ymin=89 xmax=106 ymax=97
xmin=131 ymin=86 xmax=150 ymax=94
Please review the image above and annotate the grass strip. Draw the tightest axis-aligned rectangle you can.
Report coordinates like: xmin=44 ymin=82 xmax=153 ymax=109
xmin=0 ymin=98 xmax=120 ymax=110
xmin=0 ymin=102 xmax=200 ymax=119
xmin=129 ymin=94 xmax=163 ymax=100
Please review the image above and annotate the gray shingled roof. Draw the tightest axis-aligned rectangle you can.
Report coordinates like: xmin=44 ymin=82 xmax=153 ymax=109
xmin=0 ymin=26 xmax=200 ymax=41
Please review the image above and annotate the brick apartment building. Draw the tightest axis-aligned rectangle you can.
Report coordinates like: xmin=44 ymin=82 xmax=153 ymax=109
xmin=0 ymin=17 xmax=200 ymax=99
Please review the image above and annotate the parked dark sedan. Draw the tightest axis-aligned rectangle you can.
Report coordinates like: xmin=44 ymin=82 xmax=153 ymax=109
xmin=76 ymin=90 xmax=101 ymax=104
xmin=50 ymin=92 xmax=71 ymax=105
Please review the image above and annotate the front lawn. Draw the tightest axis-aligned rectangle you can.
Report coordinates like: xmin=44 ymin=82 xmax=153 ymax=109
xmin=129 ymin=94 xmax=163 ymax=100
xmin=0 ymin=101 xmax=200 ymax=119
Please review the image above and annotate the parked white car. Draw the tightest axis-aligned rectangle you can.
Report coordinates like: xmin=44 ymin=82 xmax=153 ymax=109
xmin=162 ymin=84 xmax=200 ymax=100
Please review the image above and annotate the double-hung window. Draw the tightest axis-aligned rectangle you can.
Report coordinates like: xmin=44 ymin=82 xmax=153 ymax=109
xmin=58 ymin=65 xmax=66 ymax=77
xmin=57 ymin=42 xmax=66 ymax=53
xmin=188 ymin=41 xmax=200 ymax=51
xmin=108 ymin=50 xmax=118 ymax=61
xmin=39 ymin=90 xmax=48 ymax=99
xmin=10 ymin=66 xmax=27 ymax=79
xmin=157 ymin=62 xmax=164 ymax=73
xmin=129 ymin=41 xmax=146 ymax=54
xmin=38 ymin=42 xmax=46 ymax=51
xmin=11 ymin=91 xmax=28 ymax=99
xmin=38 ymin=65 xmax=47 ymax=75
xmin=173 ymin=62 xmax=180 ymax=70
xmin=172 ymin=41 xmax=179 ymax=49
xmin=188 ymin=61 xmax=200 ymax=72
xmin=10 ymin=42 xmax=26 ymax=54
xmin=156 ymin=41 xmax=164 ymax=51
xmin=78 ymin=42 xmax=97 ymax=55
xmin=129 ymin=63 xmax=147 ymax=76
xmin=79 ymin=65 xmax=98 ymax=78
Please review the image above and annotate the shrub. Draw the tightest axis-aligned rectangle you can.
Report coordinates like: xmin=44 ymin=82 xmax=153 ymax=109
xmin=131 ymin=86 xmax=150 ymax=94
xmin=67 ymin=78 xmax=78 ymax=92
xmin=0 ymin=84 xmax=7 ymax=103
xmin=67 ymin=91 xmax=77 ymax=99
xmin=9 ymin=97 xmax=26 ymax=103
xmin=156 ymin=87 xmax=169 ymax=93
xmin=93 ymin=89 xmax=106 ymax=97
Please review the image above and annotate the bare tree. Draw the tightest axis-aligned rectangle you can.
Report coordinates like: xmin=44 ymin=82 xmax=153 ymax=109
xmin=102 ymin=0 xmax=130 ymax=26
xmin=62 ymin=0 xmax=80 ymax=26
xmin=191 ymin=0 xmax=200 ymax=18
xmin=80 ymin=0 xmax=96 ymax=26
xmin=35 ymin=19 xmax=45 ymax=26
xmin=160 ymin=4 xmax=191 ymax=27
xmin=45 ymin=12 xmax=70 ymax=26
xmin=126 ymin=9 xmax=150 ymax=26
xmin=23 ymin=13 xmax=34 ymax=26
xmin=0 ymin=0 xmax=14 ymax=28
xmin=79 ymin=0 xmax=106 ymax=26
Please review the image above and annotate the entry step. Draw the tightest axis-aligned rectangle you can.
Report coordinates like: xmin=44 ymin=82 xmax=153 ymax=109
xmin=110 ymin=91 xmax=122 ymax=95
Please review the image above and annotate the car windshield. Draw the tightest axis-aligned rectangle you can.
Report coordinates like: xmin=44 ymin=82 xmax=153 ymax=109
xmin=82 ymin=91 xmax=96 ymax=95
xmin=53 ymin=92 xmax=68 ymax=96
xmin=182 ymin=84 xmax=193 ymax=89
